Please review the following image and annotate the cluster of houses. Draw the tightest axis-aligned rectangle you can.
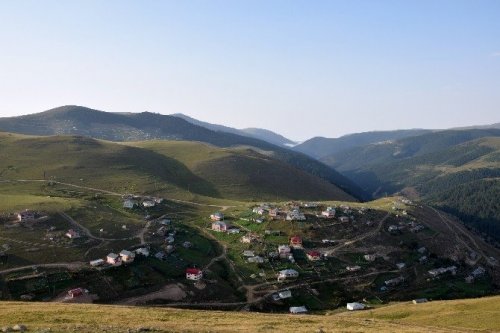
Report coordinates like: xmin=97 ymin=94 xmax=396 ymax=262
xmin=123 ymin=195 xmax=164 ymax=209
xmin=89 ymin=249 xmax=143 ymax=268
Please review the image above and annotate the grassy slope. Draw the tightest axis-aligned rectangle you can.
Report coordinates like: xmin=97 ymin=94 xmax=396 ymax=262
xmin=0 ymin=132 xmax=355 ymax=203
xmin=0 ymin=296 xmax=499 ymax=332
xmin=130 ymin=140 xmax=356 ymax=202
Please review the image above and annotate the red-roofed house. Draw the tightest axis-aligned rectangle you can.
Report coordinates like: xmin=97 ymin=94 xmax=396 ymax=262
xmin=186 ymin=268 xmax=203 ymax=280
xmin=290 ymin=235 xmax=303 ymax=248
xmin=307 ymin=251 xmax=321 ymax=261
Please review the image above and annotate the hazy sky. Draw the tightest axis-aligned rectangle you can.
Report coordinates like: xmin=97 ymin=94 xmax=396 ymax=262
xmin=0 ymin=1 xmax=499 ymax=141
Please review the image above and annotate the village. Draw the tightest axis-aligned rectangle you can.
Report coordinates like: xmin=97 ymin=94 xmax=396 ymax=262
xmin=0 ymin=187 xmax=496 ymax=314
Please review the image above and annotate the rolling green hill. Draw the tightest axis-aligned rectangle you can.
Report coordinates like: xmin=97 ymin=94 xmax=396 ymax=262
xmin=0 ymin=132 xmax=355 ymax=202
xmin=320 ymin=130 xmax=500 ymax=240
xmin=0 ymin=105 xmax=366 ymax=200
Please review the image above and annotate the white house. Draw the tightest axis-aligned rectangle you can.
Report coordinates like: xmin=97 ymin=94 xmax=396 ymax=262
xmin=243 ymin=250 xmax=255 ymax=257
xmin=135 ymin=248 xmax=150 ymax=256
xmin=247 ymin=256 xmax=264 ymax=263
xmin=106 ymin=253 xmax=122 ymax=266
xmin=89 ymin=259 xmax=104 ymax=267
xmin=346 ymin=265 xmax=361 ymax=272
xmin=142 ymin=200 xmax=156 ymax=208
xmin=211 ymin=221 xmax=227 ymax=232
xmin=278 ymin=245 xmax=291 ymax=258
xmin=289 ymin=306 xmax=308 ymax=314
xmin=210 ymin=212 xmax=224 ymax=221
xmin=120 ymin=250 xmax=135 ymax=264
xmin=123 ymin=199 xmax=137 ymax=209
xmin=321 ymin=207 xmax=336 ymax=218
xmin=346 ymin=302 xmax=366 ymax=311
xmin=278 ymin=269 xmax=299 ymax=280
xmin=339 ymin=216 xmax=349 ymax=223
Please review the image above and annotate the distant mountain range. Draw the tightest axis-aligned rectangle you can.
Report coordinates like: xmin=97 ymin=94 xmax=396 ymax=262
xmin=317 ymin=129 xmax=500 ymax=241
xmin=291 ymin=129 xmax=432 ymax=159
xmin=0 ymin=105 xmax=364 ymax=201
xmin=171 ymin=113 xmax=296 ymax=147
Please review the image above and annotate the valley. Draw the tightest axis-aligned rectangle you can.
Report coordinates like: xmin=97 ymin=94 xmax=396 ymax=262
xmin=0 ymin=138 xmax=499 ymax=314
xmin=0 ymin=110 xmax=499 ymax=331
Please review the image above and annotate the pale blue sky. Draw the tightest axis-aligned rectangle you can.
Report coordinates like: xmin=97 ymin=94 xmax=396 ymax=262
xmin=0 ymin=0 xmax=499 ymax=140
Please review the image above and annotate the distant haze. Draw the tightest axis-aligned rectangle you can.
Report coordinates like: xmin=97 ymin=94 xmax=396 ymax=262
xmin=0 ymin=1 xmax=499 ymax=140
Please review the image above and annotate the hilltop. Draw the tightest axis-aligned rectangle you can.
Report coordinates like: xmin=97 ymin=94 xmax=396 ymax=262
xmin=0 ymin=106 xmax=366 ymax=200
xmin=0 ymin=295 xmax=499 ymax=332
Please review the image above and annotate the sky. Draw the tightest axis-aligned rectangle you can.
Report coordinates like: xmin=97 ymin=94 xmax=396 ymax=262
xmin=0 ymin=1 xmax=499 ymax=141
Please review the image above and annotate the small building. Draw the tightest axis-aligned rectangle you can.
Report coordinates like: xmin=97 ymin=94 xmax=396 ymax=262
xmin=417 ymin=247 xmax=427 ymax=254
xmin=277 ymin=269 xmax=299 ymax=281
xmin=243 ymin=250 xmax=255 ymax=257
xmin=339 ymin=216 xmax=349 ymax=223
xmin=241 ymin=234 xmax=257 ymax=244
xmin=65 ymin=229 xmax=80 ymax=239
xmin=142 ymin=200 xmax=156 ymax=208
xmin=211 ymin=221 xmax=227 ymax=232
xmin=123 ymin=199 xmax=138 ymax=209
xmin=289 ymin=306 xmax=308 ymax=314
xmin=286 ymin=210 xmax=306 ymax=221
xmin=155 ymin=251 xmax=166 ymax=260
xmin=247 ymin=256 xmax=265 ymax=263
xmin=186 ymin=268 xmax=203 ymax=280
xmin=278 ymin=290 xmax=292 ymax=299
xmin=16 ymin=210 xmax=37 ymax=222
xmin=106 ymin=253 xmax=122 ymax=266
xmin=159 ymin=219 xmax=171 ymax=226
xmin=428 ymin=266 xmax=457 ymax=277
xmin=471 ymin=266 xmax=486 ymax=278
xmin=268 ymin=208 xmax=280 ymax=217
xmin=388 ymin=225 xmax=400 ymax=233
xmin=227 ymin=228 xmax=240 ymax=234
xmin=346 ymin=265 xmax=362 ymax=272
xmin=307 ymin=251 xmax=321 ymax=261
xmin=210 ymin=212 xmax=224 ymax=221
xmin=396 ymin=262 xmax=406 ymax=270
xmin=135 ymin=248 xmax=150 ymax=257
xmin=67 ymin=288 xmax=84 ymax=298
xmin=346 ymin=302 xmax=365 ymax=311
xmin=412 ymin=298 xmax=428 ymax=304
xmin=290 ymin=235 xmax=303 ymax=248
xmin=321 ymin=207 xmax=336 ymax=218
xmin=89 ymin=259 xmax=104 ymax=267
xmin=385 ymin=276 xmax=404 ymax=287
xmin=253 ymin=207 xmax=266 ymax=215
xmin=120 ymin=250 xmax=135 ymax=264
xmin=364 ymin=254 xmax=376 ymax=262
xmin=278 ymin=245 xmax=291 ymax=257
